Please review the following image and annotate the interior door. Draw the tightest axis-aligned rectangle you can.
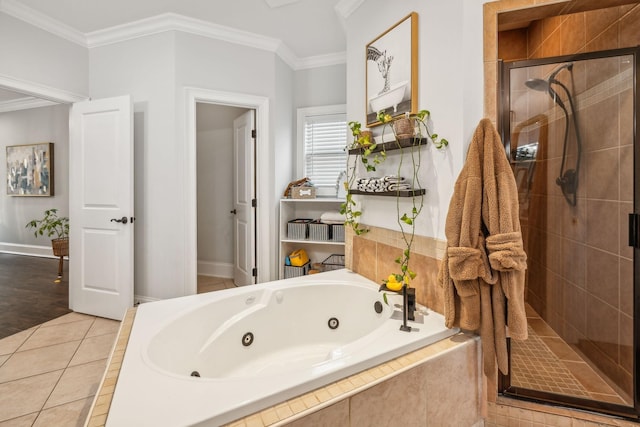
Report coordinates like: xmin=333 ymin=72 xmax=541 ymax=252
xmin=69 ymin=95 xmax=134 ymax=320
xmin=233 ymin=110 xmax=256 ymax=286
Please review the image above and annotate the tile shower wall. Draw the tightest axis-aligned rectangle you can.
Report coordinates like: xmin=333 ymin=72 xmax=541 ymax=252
xmin=500 ymin=5 xmax=639 ymax=398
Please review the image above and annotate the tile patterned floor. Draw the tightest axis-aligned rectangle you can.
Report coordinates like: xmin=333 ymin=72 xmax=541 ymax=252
xmin=512 ymin=325 xmax=590 ymax=398
xmin=0 ymin=275 xmax=234 ymax=426
xmin=511 ymin=305 xmax=630 ymax=405
xmin=0 ymin=312 xmax=120 ymax=426
xmin=197 ymin=275 xmax=237 ymax=293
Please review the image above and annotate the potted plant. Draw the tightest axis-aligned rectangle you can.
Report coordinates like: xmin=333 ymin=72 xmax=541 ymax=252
xmin=26 ymin=208 xmax=70 ymax=257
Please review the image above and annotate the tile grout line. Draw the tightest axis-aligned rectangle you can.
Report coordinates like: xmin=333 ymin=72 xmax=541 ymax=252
xmin=31 ymin=317 xmax=98 ymax=424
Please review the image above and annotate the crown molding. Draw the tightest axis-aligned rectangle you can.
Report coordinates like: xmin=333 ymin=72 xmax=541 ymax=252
xmin=0 ymin=96 xmax=57 ymax=113
xmin=0 ymin=0 xmax=86 ymax=46
xmin=297 ymin=51 xmax=347 ymax=70
xmin=1 ymin=3 xmax=345 ymax=70
xmin=0 ymin=74 xmax=87 ymax=104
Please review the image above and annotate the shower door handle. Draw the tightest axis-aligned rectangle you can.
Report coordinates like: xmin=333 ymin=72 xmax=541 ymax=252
xmin=629 ymin=213 xmax=639 ymax=248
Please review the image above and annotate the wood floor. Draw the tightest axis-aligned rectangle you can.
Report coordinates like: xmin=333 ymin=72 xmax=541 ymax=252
xmin=0 ymin=253 xmax=70 ymax=340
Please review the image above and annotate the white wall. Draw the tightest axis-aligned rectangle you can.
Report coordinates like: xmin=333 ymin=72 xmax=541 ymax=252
xmin=0 ymin=104 xmax=70 ymax=254
xmin=345 ymin=0 xmax=486 ymax=240
xmin=0 ymin=13 xmax=88 ymax=98
xmin=89 ymin=31 xmax=178 ymax=300
xmin=295 ymin=63 xmax=347 ymax=108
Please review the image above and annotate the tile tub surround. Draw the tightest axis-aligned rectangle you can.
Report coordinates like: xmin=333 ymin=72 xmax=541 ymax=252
xmin=345 ymin=225 xmax=447 ymax=316
xmin=87 ymin=306 xmax=481 ymax=427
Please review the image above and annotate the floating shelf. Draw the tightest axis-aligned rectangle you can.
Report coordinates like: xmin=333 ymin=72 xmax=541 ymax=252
xmin=348 ymin=189 xmax=426 ymax=197
xmin=347 ymin=137 xmax=428 ymax=155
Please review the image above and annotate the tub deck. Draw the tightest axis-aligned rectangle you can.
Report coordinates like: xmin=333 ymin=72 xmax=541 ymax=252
xmin=86 ymin=308 xmax=479 ymax=427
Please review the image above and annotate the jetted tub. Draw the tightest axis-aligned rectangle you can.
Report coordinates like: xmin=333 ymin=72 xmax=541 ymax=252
xmin=106 ymin=270 xmax=458 ymax=426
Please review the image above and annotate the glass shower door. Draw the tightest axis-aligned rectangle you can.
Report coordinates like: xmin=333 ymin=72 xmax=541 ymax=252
xmin=500 ymin=47 xmax=639 ymax=418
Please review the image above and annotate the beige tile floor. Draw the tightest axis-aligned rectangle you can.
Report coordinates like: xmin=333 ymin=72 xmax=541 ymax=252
xmin=0 ymin=312 xmax=120 ymax=426
xmin=0 ymin=275 xmax=234 ymax=427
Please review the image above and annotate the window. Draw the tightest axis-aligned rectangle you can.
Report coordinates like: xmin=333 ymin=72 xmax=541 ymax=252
xmin=296 ymin=105 xmax=347 ymax=197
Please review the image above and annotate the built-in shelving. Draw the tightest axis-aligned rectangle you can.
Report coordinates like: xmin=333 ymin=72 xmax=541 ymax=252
xmin=278 ymin=198 xmax=345 ymax=279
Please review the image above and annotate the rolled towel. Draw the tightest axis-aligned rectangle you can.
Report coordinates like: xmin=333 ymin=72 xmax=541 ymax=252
xmin=388 ymin=183 xmax=411 ymax=191
xmin=383 ymin=175 xmax=406 ymax=183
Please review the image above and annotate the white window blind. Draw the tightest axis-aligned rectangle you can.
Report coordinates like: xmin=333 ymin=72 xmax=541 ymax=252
xmin=303 ymin=112 xmax=347 ymax=196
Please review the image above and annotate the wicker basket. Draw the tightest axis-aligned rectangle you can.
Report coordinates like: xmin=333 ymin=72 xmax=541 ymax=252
xmin=52 ymin=237 xmax=69 ymax=257
xmin=321 ymin=254 xmax=345 ymax=271
xmin=393 ymin=118 xmax=415 ymax=139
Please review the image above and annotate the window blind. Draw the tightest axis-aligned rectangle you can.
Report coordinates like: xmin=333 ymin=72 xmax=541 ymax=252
xmin=303 ymin=113 xmax=347 ymax=195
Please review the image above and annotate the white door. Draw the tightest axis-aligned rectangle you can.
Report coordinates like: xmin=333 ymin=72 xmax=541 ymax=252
xmin=69 ymin=95 xmax=134 ymax=320
xmin=233 ymin=110 xmax=256 ymax=286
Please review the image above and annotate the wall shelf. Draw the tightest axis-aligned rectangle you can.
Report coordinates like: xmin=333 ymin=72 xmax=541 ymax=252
xmin=348 ymin=189 xmax=426 ymax=197
xmin=347 ymin=137 xmax=428 ymax=155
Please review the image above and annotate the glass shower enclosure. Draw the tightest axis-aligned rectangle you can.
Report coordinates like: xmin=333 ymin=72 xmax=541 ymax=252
xmin=499 ymin=47 xmax=639 ymax=418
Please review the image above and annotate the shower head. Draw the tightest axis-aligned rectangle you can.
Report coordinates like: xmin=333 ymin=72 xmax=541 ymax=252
xmin=524 ymin=62 xmax=574 ymax=92
xmin=524 ymin=78 xmax=550 ymax=92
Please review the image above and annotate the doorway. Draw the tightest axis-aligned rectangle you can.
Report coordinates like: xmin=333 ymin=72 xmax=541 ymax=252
xmin=184 ymin=88 xmax=270 ymax=295
xmin=195 ymin=103 xmax=253 ymax=286
xmin=500 ymin=47 xmax=639 ymax=418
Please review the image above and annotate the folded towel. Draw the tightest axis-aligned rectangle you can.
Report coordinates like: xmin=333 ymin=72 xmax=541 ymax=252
xmin=320 ymin=211 xmax=344 ymax=224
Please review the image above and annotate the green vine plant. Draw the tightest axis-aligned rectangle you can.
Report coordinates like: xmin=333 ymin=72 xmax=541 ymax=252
xmin=352 ymin=110 xmax=449 ymax=295
xmin=339 ymin=121 xmax=380 ymax=235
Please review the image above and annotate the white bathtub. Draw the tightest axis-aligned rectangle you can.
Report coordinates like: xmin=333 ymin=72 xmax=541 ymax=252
xmin=106 ymin=270 xmax=458 ymax=426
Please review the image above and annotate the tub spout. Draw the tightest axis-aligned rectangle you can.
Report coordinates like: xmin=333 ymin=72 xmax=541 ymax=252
xmin=400 ymin=286 xmax=416 ymax=332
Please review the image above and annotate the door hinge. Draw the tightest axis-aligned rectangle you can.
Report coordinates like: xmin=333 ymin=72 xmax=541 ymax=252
xmin=252 ymin=199 xmax=257 ymax=208
xmin=252 ymin=267 xmax=257 ymax=277
xmin=251 ymin=129 xmax=256 ymax=139
xmin=629 ymin=213 xmax=639 ymax=248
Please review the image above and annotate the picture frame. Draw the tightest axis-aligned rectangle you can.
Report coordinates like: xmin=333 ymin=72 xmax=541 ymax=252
xmin=6 ymin=142 xmax=54 ymax=196
xmin=366 ymin=12 xmax=418 ymax=127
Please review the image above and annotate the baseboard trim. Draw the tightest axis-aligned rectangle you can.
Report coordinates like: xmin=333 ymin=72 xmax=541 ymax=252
xmin=0 ymin=242 xmax=60 ymax=259
xmin=134 ymin=295 xmax=160 ymax=305
xmin=197 ymin=260 xmax=233 ymax=278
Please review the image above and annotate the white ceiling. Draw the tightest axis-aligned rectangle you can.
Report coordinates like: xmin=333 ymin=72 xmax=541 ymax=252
xmin=9 ymin=0 xmax=348 ymax=58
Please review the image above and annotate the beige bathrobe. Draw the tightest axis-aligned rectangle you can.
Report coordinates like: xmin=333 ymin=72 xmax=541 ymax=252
xmin=438 ymin=118 xmax=528 ymax=377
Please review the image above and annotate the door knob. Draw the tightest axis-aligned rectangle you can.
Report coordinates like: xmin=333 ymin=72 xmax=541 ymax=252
xmin=110 ymin=216 xmax=128 ymax=224
xmin=230 ymin=209 xmax=237 ymax=214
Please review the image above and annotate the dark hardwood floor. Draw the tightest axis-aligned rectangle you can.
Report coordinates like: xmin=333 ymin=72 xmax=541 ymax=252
xmin=0 ymin=253 xmax=70 ymax=339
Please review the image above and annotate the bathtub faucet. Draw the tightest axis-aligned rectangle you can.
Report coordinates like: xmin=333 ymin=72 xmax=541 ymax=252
xmin=400 ymin=285 xmax=416 ymax=332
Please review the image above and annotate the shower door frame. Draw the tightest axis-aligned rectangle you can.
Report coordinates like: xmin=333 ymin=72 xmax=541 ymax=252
xmin=498 ymin=46 xmax=640 ymax=420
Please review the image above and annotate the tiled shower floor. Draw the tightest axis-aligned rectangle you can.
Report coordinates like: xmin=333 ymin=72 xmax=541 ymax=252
xmin=511 ymin=305 xmax=631 ymax=405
